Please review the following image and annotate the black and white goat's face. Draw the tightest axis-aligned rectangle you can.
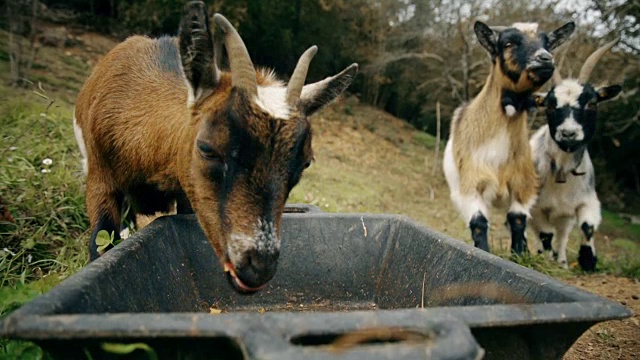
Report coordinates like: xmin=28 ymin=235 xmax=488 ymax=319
xmin=539 ymin=79 xmax=622 ymax=152
xmin=475 ymin=21 xmax=575 ymax=92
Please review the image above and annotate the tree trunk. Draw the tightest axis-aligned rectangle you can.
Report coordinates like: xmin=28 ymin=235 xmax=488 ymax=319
xmin=432 ymin=101 xmax=441 ymax=176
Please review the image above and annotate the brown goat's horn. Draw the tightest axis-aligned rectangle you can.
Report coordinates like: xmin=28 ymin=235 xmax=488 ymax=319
xmin=213 ymin=14 xmax=257 ymax=97
xmin=578 ymin=38 xmax=619 ymax=83
xmin=287 ymin=46 xmax=318 ymax=106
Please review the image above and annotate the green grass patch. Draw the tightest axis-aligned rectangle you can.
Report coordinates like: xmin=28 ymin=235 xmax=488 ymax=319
xmin=598 ymin=238 xmax=640 ymax=279
xmin=412 ymin=131 xmax=443 ymax=150
xmin=599 ymin=210 xmax=640 ymax=241
xmin=507 ymin=253 xmax=574 ymax=279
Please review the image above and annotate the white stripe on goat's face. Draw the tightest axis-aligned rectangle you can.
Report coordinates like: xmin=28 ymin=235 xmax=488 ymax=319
xmin=554 ymin=79 xmax=584 ymax=107
xmin=256 ymin=85 xmax=290 ymax=119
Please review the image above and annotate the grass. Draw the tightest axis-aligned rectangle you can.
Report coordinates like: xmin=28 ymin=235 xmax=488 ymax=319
xmin=412 ymin=131 xmax=444 ymax=150
xmin=1 ymin=27 xmax=639 ymax=359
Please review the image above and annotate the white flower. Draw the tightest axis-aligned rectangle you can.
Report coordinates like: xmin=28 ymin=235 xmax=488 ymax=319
xmin=27 ymin=254 xmax=32 ymax=263
xmin=3 ymin=248 xmax=16 ymax=256
xmin=41 ymin=168 xmax=51 ymax=173
xmin=9 ymin=146 xmax=17 ymax=151
xmin=42 ymin=158 xmax=53 ymax=166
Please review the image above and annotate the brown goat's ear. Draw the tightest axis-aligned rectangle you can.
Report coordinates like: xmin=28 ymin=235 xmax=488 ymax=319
xmin=533 ymin=92 xmax=547 ymax=107
xmin=298 ymin=63 xmax=358 ymax=117
xmin=596 ymin=85 xmax=622 ymax=103
xmin=547 ymin=22 xmax=575 ymax=51
xmin=474 ymin=21 xmax=497 ymax=58
xmin=179 ymin=1 xmax=219 ymax=108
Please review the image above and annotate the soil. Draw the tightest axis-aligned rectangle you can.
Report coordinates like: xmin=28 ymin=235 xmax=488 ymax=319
xmin=563 ymin=275 xmax=640 ymax=360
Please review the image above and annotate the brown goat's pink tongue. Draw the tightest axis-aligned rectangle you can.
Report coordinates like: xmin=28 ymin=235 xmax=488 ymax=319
xmin=224 ymin=262 xmax=266 ymax=292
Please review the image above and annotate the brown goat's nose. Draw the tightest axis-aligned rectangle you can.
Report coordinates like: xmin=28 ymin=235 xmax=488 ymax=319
xmin=235 ymin=249 xmax=279 ymax=288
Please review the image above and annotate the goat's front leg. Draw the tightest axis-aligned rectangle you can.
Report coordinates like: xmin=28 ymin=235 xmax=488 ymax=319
xmin=86 ymin=172 xmax=123 ymax=261
xmin=506 ymin=156 xmax=538 ymax=255
xmin=507 ymin=196 xmax=536 ymax=256
xmin=452 ymin=191 xmax=491 ymax=252
xmin=576 ymin=197 xmax=601 ymax=272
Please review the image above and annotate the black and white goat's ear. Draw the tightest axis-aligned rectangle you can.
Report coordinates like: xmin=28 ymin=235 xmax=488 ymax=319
xmin=298 ymin=64 xmax=358 ymax=117
xmin=596 ymin=85 xmax=622 ymax=103
xmin=179 ymin=1 xmax=219 ymax=108
xmin=547 ymin=22 xmax=575 ymax=51
xmin=474 ymin=21 xmax=498 ymax=58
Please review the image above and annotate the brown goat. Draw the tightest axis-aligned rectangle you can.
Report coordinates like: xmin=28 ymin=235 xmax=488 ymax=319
xmin=443 ymin=21 xmax=574 ymax=254
xmin=74 ymin=2 xmax=358 ymax=293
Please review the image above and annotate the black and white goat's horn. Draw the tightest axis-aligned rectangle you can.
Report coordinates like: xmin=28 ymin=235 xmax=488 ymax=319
xmin=578 ymin=38 xmax=619 ymax=83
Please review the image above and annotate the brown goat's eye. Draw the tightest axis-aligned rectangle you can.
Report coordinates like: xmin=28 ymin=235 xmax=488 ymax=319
xmin=304 ymin=161 xmax=311 ymax=169
xmin=197 ymin=140 xmax=223 ymax=162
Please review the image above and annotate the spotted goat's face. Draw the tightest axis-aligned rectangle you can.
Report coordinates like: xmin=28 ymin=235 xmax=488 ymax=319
xmin=178 ymin=3 xmax=357 ymax=293
xmin=534 ymin=38 xmax=622 ymax=152
xmin=475 ymin=21 xmax=575 ymax=92
xmin=539 ymin=81 xmax=621 ymax=152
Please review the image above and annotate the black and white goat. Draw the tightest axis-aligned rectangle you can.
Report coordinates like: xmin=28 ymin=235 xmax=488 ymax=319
xmin=530 ymin=39 xmax=622 ymax=271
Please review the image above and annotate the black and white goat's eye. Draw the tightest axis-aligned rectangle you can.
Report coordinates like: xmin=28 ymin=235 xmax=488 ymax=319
xmin=586 ymin=102 xmax=597 ymax=110
xmin=504 ymin=42 xmax=513 ymax=49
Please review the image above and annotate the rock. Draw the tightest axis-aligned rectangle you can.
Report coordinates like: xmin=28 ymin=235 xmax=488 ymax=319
xmin=621 ymin=300 xmax=627 ymax=305
xmin=38 ymin=26 xmax=68 ymax=47
xmin=64 ymin=34 xmax=82 ymax=47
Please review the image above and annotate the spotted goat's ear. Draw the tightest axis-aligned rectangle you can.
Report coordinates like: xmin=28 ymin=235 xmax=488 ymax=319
xmin=596 ymin=85 xmax=622 ymax=103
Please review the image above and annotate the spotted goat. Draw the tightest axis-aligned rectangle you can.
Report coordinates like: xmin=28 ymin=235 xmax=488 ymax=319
xmin=443 ymin=21 xmax=575 ymax=254
xmin=73 ymin=2 xmax=358 ymax=293
xmin=530 ymin=39 xmax=622 ymax=271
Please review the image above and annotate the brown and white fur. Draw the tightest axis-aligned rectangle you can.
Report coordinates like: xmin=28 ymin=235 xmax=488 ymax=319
xmin=73 ymin=2 xmax=358 ymax=293
xmin=443 ymin=21 xmax=575 ymax=254
xmin=530 ymin=39 xmax=622 ymax=271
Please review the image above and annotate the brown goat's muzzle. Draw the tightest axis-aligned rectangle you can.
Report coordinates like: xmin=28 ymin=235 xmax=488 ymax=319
xmin=223 ymin=249 xmax=279 ymax=294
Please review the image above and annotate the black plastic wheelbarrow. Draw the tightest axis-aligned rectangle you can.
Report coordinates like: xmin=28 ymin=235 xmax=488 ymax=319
xmin=0 ymin=205 xmax=631 ymax=359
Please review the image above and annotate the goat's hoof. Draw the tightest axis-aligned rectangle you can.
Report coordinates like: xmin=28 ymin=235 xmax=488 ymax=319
xmin=559 ymin=259 xmax=568 ymax=269
xmin=578 ymin=245 xmax=597 ymax=272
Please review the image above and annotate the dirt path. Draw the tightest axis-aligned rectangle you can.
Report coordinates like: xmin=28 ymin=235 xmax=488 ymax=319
xmin=563 ymin=275 xmax=639 ymax=360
